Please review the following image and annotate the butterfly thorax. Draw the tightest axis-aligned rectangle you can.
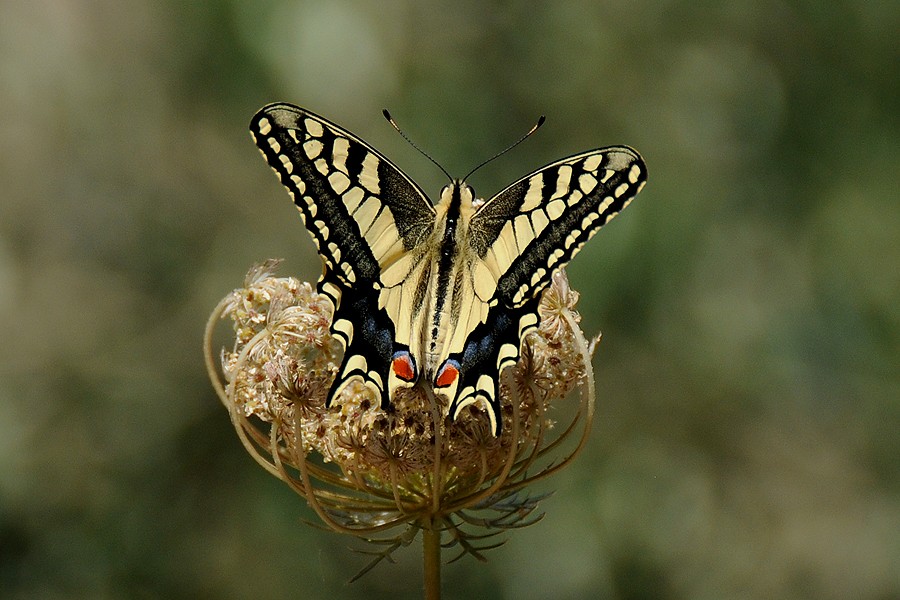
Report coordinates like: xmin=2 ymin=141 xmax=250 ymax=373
xmin=408 ymin=180 xmax=479 ymax=388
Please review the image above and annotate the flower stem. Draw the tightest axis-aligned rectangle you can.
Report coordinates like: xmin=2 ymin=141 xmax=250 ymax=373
xmin=422 ymin=521 xmax=441 ymax=600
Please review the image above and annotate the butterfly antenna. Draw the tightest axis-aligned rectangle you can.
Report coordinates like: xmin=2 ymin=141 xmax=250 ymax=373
xmin=383 ymin=109 xmax=452 ymax=182
xmin=462 ymin=115 xmax=546 ymax=182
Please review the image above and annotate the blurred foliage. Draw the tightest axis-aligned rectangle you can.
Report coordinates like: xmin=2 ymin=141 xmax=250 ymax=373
xmin=0 ymin=1 xmax=897 ymax=599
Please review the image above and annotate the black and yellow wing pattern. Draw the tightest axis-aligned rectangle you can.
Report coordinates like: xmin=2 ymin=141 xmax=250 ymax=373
xmin=250 ymin=103 xmax=647 ymax=435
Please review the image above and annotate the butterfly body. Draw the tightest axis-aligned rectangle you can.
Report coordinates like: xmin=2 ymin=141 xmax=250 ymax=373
xmin=251 ymin=103 xmax=646 ymax=435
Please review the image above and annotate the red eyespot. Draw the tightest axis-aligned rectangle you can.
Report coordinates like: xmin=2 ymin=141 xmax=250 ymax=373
xmin=392 ymin=352 xmax=417 ymax=382
xmin=435 ymin=361 xmax=460 ymax=388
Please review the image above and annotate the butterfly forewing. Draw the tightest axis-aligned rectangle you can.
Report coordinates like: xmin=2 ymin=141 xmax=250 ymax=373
xmin=469 ymin=147 xmax=646 ymax=307
xmin=445 ymin=147 xmax=647 ymax=430
xmin=250 ymin=104 xmax=436 ymax=407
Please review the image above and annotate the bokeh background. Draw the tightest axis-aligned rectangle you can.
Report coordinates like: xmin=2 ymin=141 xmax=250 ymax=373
xmin=1 ymin=1 xmax=897 ymax=599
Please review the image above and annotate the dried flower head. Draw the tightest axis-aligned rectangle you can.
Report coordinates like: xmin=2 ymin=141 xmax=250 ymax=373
xmin=204 ymin=260 xmax=597 ymax=577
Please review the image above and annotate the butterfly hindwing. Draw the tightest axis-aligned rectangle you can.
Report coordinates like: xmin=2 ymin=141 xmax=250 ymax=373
xmin=250 ymin=103 xmax=436 ymax=407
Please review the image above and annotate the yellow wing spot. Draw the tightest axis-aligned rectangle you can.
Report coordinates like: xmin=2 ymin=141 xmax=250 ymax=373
xmin=343 ymin=186 xmax=365 ymax=214
xmin=288 ymin=130 xmax=300 ymax=144
xmin=452 ymin=389 xmax=477 ymax=418
xmin=518 ymin=312 xmax=539 ymax=336
xmin=327 ymin=241 xmax=341 ymax=264
xmin=598 ymin=195 xmax=614 ymax=213
xmin=496 ymin=342 xmax=519 ymax=369
xmin=290 ymin=175 xmax=305 ymax=193
xmin=331 ymin=137 xmax=350 ymax=168
xmin=313 ymin=220 xmax=330 ymax=241
xmin=600 ymin=169 xmax=614 ymax=183
xmin=529 ymin=267 xmax=546 ymax=287
xmin=513 ymin=215 xmax=533 ymax=253
xmin=328 ymin=171 xmax=351 ymax=194
xmin=628 ymin=164 xmax=641 ymax=184
xmin=546 ymin=198 xmax=566 ymax=220
xmin=564 ymin=231 xmax=579 ymax=249
xmin=581 ymin=212 xmax=599 ymax=230
xmin=578 ymin=172 xmax=598 ymax=194
xmin=319 ymin=280 xmax=341 ymax=305
xmin=314 ymin=158 xmax=329 ymax=176
xmin=380 ymin=252 xmax=416 ymax=287
xmin=547 ymin=247 xmax=565 ymax=269
xmin=257 ymin=117 xmax=272 ymax=135
xmin=530 ymin=208 xmax=550 ymax=236
xmin=342 ymin=263 xmax=356 ymax=283
xmin=304 ymin=139 xmax=323 ymax=160
xmin=353 ymin=198 xmax=379 ymax=231
xmin=331 ymin=318 xmax=353 ymax=347
xmin=614 ymin=183 xmax=630 ymax=198
xmin=359 ymin=153 xmax=381 ymax=194
xmin=472 ymin=259 xmax=498 ymax=301
xmin=369 ymin=228 xmax=403 ymax=262
xmin=520 ymin=173 xmax=545 ymax=212
xmin=279 ymin=154 xmax=293 ymax=174
xmin=304 ymin=118 xmax=324 ymax=138
xmin=551 ymin=165 xmax=573 ymax=200
xmin=364 ymin=207 xmax=395 ymax=241
xmin=267 ymin=137 xmax=281 ymax=153
xmin=566 ymin=189 xmax=584 ymax=207
xmin=305 ymin=196 xmax=317 ymax=218
xmin=582 ymin=153 xmax=602 ymax=171
xmin=490 ymin=222 xmax=516 ymax=268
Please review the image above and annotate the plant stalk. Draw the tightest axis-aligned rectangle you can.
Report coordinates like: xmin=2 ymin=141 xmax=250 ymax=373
xmin=422 ymin=522 xmax=441 ymax=600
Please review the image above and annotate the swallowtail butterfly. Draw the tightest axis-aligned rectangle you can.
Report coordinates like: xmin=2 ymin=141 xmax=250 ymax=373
xmin=250 ymin=103 xmax=646 ymax=435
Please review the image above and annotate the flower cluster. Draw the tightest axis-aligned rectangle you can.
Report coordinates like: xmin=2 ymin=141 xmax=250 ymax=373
xmin=204 ymin=259 xmax=597 ymax=570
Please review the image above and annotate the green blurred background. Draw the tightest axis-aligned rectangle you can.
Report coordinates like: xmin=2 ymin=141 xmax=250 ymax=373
xmin=1 ymin=1 xmax=897 ymax=598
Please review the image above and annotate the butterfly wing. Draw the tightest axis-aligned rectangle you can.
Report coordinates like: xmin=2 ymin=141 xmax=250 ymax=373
xmin=451 ymin=147 xmax=647 ymax=431
xmin=250 ymin=103 xmax=436 ymax=407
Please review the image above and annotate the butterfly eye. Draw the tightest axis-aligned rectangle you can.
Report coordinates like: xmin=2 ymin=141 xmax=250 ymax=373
xmin=440 ymin=184 xmax=451 ymax=197
xmin=466 ymin=185 xmax=475 ymax=198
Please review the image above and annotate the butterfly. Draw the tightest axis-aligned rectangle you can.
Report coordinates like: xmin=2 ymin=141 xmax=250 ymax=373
xmin=250 ymin=103 xmax=646 ymax=435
